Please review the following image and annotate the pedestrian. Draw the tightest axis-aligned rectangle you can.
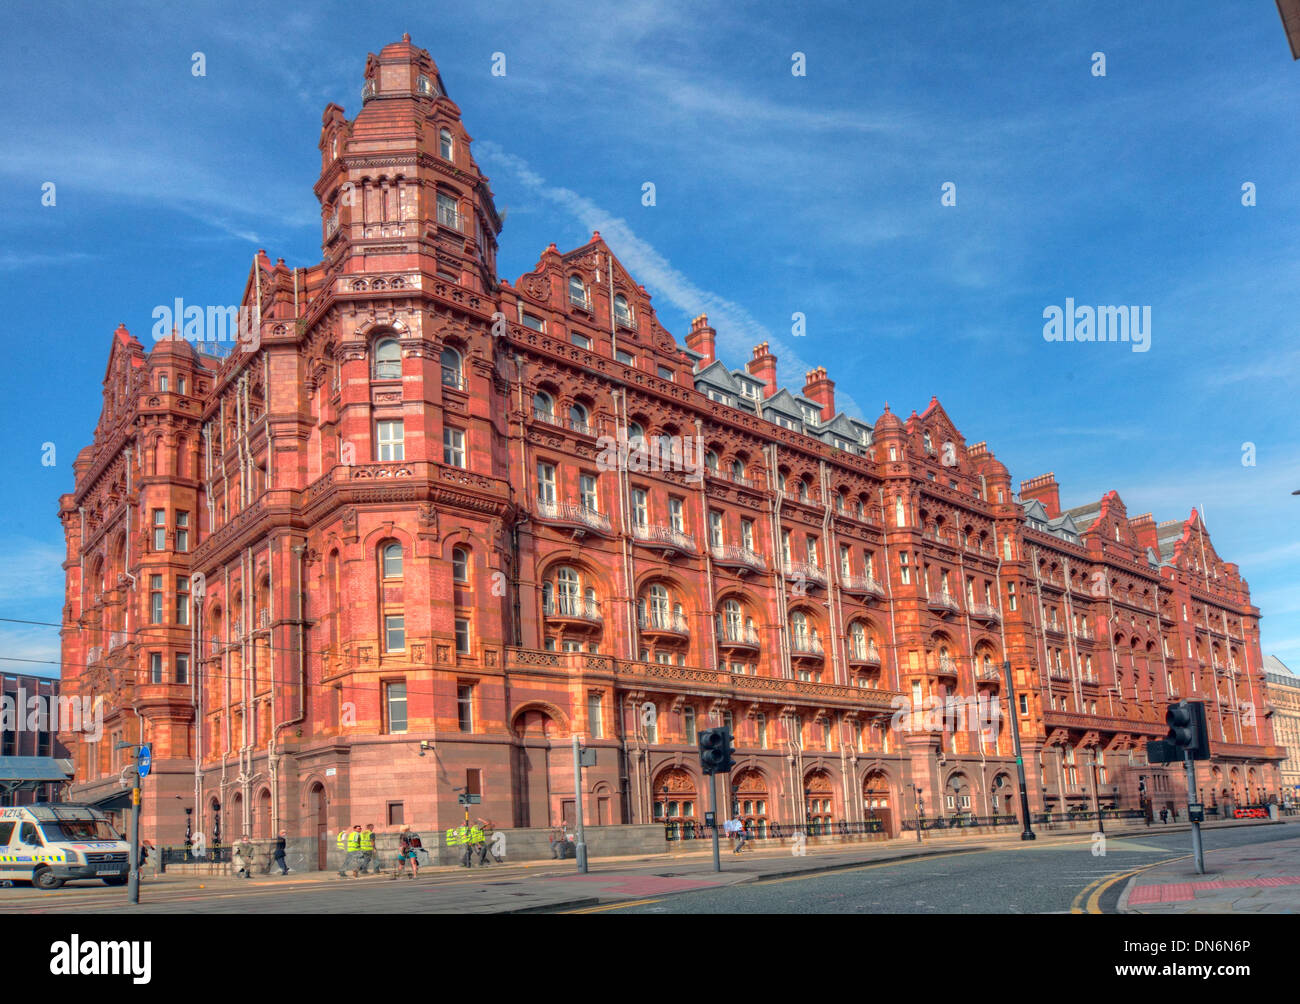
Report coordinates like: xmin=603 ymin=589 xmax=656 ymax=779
xmin=273 ymin=830 xmax=290 ymax=875
xmin=336 ymin=826 xmax=350 ymax=877
xmin=1159 ymin=808 xmax=1168 ymax=824
xmin=460 ymin=821 xmax=478 ymax=868
xmin=233 ymin=836 xmax=255 ymax=879
xmin=549 ymin=825 xmax=565 ymax=859
xmin=191 ymin=830 xmax=206 ymax=861
xmin=341 ymin=824 xmax=364 ymax=877
xmin=360 ymin=823 xmax=378 ymax=874
xmin=735 ymin=818 xmax=749 ymax=853
xmin=475 ymin=818 xmax=499 ymax=865
xmin=393 ymin=825 xmax=422 ymax=879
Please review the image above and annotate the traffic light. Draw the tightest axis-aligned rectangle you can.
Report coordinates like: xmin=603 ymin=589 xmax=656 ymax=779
xmin=698 ymin=727 xmax=735 ymax=775
xmin=1164 ymin=700 xmax=1211 ymax=761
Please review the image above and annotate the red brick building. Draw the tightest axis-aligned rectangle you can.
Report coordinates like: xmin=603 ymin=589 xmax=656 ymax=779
xmin=57 ymin=36 xmax=1282 ymax=861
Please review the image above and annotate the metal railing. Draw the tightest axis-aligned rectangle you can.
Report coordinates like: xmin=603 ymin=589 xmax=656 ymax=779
xmin=639 ymin=609 xmax=689 ymax=634
xmin=841 ymin=573 xmax=885 ymax=595
xmin=901 ymin=814 xmax=1020 ymax=831
xmin=928 ymin=591 xmax=961 ymax=612
xmin=711 ymin=543 xmax=766 ymax=570
xmin=936 ymin=656 xmax=960 ymax=676
xmin=790 ymin=635 xmax=825 ymax=657
xmin=969 ymin=602 xmax=1000 ymax=620
xmin=848 ymin=641 xmax=882 ymax=664
xmin=632 ymin=523 xmax=696 ymax=551
xmin=664 ymin=819 xmax=886 ymax=841
xmin=716 ymin=622 xmax=761 ymax=647
xmin=783 ymin=561 xmax=827 ymax=585
xmin=543 ymin=596 xmax=603 ymax=623
xmin=536 ymin=498 xmax=611 ymax=533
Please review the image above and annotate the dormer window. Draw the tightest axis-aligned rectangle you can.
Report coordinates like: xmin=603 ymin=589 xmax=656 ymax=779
xmin=614 ymin=294 xmax=633 ymax=328
xmin=439 ymin=128 xmax=454 ymax=160
xmin=568 ymin=275 xmax=589 ymax=310
xmin=418 ymin=74 xmax=440 ymax=98
xmin=362 ymin=79 xmax=376 ymax=102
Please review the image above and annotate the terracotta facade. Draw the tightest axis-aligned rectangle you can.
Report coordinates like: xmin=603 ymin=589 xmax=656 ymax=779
xmin=57 ymin=37 xmax=1283 ymax=859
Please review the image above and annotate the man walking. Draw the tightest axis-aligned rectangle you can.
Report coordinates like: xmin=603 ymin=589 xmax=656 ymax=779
xmin=336 ymin=826 xmax=350 ymax=876
xmin=359 ymin=823 xmax=378 ymax=874
xmin=273 ymin=831 xmax=290 ymax=875
xmin=345 ymin=824 xmax=364 ymax=877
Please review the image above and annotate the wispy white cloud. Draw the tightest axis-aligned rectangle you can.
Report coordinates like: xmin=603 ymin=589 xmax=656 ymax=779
xmin=0 ymin=539 xmax=67 ymax=605
xmin=479 ymin=141 xmax=864 ymax=416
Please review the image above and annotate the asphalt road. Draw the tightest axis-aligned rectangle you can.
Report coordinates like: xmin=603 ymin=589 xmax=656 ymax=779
xmin=598 ymin=825 xmax=1300 ymax=914
xmin=2 ymin=823 xmax=1292 ymax=914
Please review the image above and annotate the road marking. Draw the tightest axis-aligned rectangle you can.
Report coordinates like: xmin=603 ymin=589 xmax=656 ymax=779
xmin=752 ymin=848 xmax=991 ymax=886
xmin=562 ymin=897 xmax=663 ymax=914
xmin=1070 ymin=856 xmax=1186 ymax=914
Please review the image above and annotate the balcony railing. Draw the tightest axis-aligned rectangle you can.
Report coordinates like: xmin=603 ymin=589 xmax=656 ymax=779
xmin=783 ymin=561 xmax=827 ymax=586
xmin=704 ymin=466 xmax=764 ymax=490
xmin=638 ymin=610 xmax=689 ymax=635
xmin=936 ymin=656 xmax=960 ymax=676
xmin=108 ymin=630 xmax=128 ymax=652
xmin=544 ymin=597 xmax=603 ymax=623
xmin=840 ymin=573 xmax=885 ymax=596
xmin=536 ymin=498 xmax=611 ymax=533
xmin=790 ymin=635 xmax=825 ymax=658
xmin=927 ymin=591 xmax=960 ymax=613
xmin=87 ymin=645 xmax=103 ymax=665
xmin=968 ymin=602 xmax=1000 ymax=621
xmin=716 ymin=623 xmax=761 ymax=648
xmin=632 ymin=523 xmax=696 ymax=552
xmin=975 ymin=664 xmax=1001 ymax=682
xmin=1049 ymin=670 xmax=1073 ymax=681
xmin=847 ymin=642 xmax=882 ymax=665
xmin=711 ymin=544 xmax=766 ymax=571
xmin=568 ymin=417 xmax=597 ymax=437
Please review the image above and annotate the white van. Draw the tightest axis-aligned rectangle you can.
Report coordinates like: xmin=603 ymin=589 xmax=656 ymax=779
xmin=0 ymin=804 xmax=131 ymax=889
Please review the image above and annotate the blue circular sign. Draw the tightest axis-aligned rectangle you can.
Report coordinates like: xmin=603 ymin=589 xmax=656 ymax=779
xmin=137 ymin=746 xmax=151 ymax=779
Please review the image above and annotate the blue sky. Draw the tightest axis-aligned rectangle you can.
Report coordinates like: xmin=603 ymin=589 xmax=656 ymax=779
xmin=1 ymin=0 xmax=1297 ymax=676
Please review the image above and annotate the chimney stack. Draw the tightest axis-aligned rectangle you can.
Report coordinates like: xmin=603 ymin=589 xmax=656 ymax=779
xmin=685 ymin=314 xmax=716 ymax=364
xmin=746 ymin=342 xmax=778 ymax=399
xmin=802 ymin=366 xmax=836 ymax=421
xmin=1129 ymin=512 xmax=1157 ymax=553
xmin=1019 ymin=472 xmax=1061 ymax=519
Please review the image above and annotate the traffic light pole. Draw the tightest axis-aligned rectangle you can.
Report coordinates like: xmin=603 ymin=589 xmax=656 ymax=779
xmin=127 ymin=773 xmax=141 ymax=904
xmin=1002 ymin=661 xmax=1036 ymax=840
xmin=1185 ymin=752 xmax=1204 ymax=875
xmin=709 ymin=772 xmax=721 ymax=873
xmin=571 ymin=734 xmax=588 ymax=873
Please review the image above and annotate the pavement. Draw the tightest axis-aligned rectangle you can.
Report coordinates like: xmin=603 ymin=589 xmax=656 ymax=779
xmin=1119 ymin=833 xmax=1300 ymax=914
xmin=1 ymin=814 xmax=1291 ymax=913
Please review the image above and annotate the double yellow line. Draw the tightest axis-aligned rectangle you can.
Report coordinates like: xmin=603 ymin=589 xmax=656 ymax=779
xmin=1070 ymin=855 xmax=1186 ymax=914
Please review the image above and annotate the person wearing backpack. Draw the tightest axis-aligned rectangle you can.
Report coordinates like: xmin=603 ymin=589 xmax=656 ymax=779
xmin=393 ymin=824 xmax=422 ymax=879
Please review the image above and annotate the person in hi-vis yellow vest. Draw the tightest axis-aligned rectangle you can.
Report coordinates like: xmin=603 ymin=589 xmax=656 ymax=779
xmin=335 ymin=829 xmax=350 ymax=877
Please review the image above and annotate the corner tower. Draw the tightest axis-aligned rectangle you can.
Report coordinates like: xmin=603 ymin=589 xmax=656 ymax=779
xmin=314 ymin=34 xmax=503 ymax=294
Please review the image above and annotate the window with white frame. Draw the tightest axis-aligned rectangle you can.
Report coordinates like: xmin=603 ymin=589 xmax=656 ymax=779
xmin=377 ymin=420 xmax=405 ymax=461
xmin=443 ymin=427 xmax=465 ymax=467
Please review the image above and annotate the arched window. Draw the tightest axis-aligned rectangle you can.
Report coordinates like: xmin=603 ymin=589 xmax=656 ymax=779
xmin=791 ymin=611 xmax=809 ymax=647
xmin=534 ymin=391 xmax=554 ymax=420
xmin=569 ymin=402 xmax=589 ymax=430
xmin=382 ymin=542 xmax=403 ymax=579
xmin=705 ymin=450 xmax=719 ymax=473
xmin=798 ymin=479 xmax=809 ymax=502
xmin=439 ymin=128 xmax=454 ymax=160
xmin=626 ymin=422 xmax=645 ymax=452
xmin=568 ymin=274 xmax=588 ymax=309
xmin=895 ymin=496 xmax=906 ymax=527
xmin=452 ymin=547 xmax=469 ymax=584
xmin=613 ymin=294 xmax=633 ymax=328
xmin=732 ymin=458 xmax=745 ymax=480
xmin=850 ymin=621 xmax=866 ymax=657
xmin=374 ymin=338 xmax=401 ymax=380
xmin=552 ymin=566 xmax=581 ymax=615
xmin=440 ymin=345 xmax=462 ymax=389
xmin=722 ymin=599 xmax=743 ymax=638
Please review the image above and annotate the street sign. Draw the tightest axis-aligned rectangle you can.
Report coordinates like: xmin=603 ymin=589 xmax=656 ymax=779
xmin=136 ymin=746 xmax=151 ymax=779
xmin=579 ymin=747 xmax=597 ymax=767
xmin=457 ymin=794 xmax=481 ymax=806
xmin=1187 ymin=803 xmax=1205 ymax=823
